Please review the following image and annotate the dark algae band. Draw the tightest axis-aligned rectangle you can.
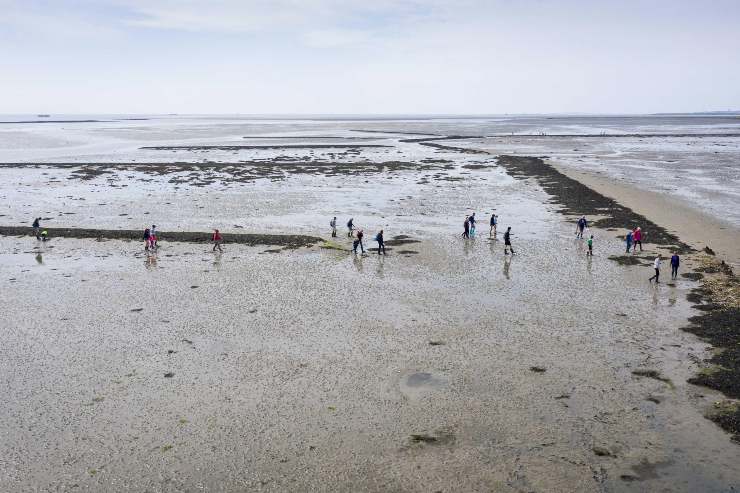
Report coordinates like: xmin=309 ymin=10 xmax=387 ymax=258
xmin=495 ymin=155 xmax=694 ymax=254
xmin=0 ymin=226 xmax=321 ymax=249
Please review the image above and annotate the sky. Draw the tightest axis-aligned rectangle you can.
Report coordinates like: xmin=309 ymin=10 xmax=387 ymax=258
xmin=1 ymin=0 xmax=739 ymax=114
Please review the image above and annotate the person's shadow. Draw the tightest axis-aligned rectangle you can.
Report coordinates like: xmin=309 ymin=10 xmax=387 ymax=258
xmin=35 ymin=253 xmax=43 ymax=265
xmin=503 ymin=255 xmax=512 ymax=279
xmin=376 ymin=255 xmax=385 ymax=279
xmin=145 ymin=252 xmax=158 ymax=270
xmin=352 ymin=254 xmax=364 ymax=273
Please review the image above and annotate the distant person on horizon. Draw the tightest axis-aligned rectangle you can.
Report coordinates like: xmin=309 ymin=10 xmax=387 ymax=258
xmin=504 ymin=227 xmax=515 ymax=255
xmin=576 ymin=216 xmax=587 ymax=238
xmin=330 ymin=217 xmax=337 ymax=237
xmin=649 ymin=254 xmax=661 ymax=283
xmin=625 ymin=229 xmax=633 ymax=253
xmin=670 ymin=252 xmax=680 ymax=279
xmin=32 ymin=217 xmax=41 ymax=239
xmin=490 ymin=213 xmax=498 ymax=236
xmin=212 ymin=229 xmax=223 ymax=252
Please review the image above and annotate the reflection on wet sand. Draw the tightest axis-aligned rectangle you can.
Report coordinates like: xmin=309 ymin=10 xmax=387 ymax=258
xmin=503 ymin=255 xmax=512 ymax=279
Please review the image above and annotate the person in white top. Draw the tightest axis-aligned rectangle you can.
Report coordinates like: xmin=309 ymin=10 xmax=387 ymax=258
xmin=648 ymin=254 xmax=661 ymax=283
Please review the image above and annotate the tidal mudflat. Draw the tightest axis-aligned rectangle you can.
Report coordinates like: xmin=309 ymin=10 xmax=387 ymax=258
xmin=1 ymin=116 xmax=739 ymax=492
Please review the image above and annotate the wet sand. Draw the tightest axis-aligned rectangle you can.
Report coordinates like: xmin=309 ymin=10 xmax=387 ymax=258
xmin=551 ymin=163 xmax=740 ymax=267
xmin=2 ymin=123 xmax=740 ymax=491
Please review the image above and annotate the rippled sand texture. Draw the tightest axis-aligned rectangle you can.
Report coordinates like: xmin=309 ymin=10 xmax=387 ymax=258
xmin=1 ymin=116 xmax=740 ymax=492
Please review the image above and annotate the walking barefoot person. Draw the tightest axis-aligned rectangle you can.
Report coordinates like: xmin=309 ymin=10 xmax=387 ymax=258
xmin=330 ymin=217 xmax=337 ymax=237
xmin=670 ymin=252 xmax=680 ymax=279
xmin=576 ymin=216 xmax=587 ymax=239
xmin=633 ymin=227 xmax=643 ymax=253
xmin=469 ymin=212 xmax=477 ymax=237
xmin=625 ymin=229 xmax=633 ymax=253
xmin=212 ymin=229 xmax=223 ymax=252
xmin=586 ymin=234 xmax=594 ymax=256
xmin=462 ymin=216 xmax=470 ymax=239
xmin=649 ymin=254 xmax=661 ymax=283
xmin=375 ymin=230 xmax=386 ymax=255
xmin=143 ymin=227 xmax=151 ymax=251
xmin=504 ymin=227 xmax=515 ymax=255
xmin=490 ymin=213 xmax=498 ymax=236
xmin=347 ymin=218 xmax=354 ymax=238
xmin=32 ymin=217 xmax=41 ymax=239
xmin=353 ymin=229 xmax=365 ymax=254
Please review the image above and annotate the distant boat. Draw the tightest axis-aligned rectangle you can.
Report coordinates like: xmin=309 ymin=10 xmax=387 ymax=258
xmin=37 ymin=114 xmax=50 ymax=117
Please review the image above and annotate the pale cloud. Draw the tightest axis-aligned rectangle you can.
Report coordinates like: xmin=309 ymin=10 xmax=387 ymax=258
xmin=0 ymin=0 xmax=738 ymax=113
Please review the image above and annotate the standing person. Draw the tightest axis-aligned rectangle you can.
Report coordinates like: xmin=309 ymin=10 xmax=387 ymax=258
xmin=490 ymin=213 xmax=498 ymax=236
xmin=150 ymin=225 xmax=158 ymax=250
xmin=576 ymin=216 xmax=587 ymax=238
xmin=212 ymin=229 xmax=223 ymax=252
xmin=347 ymin=218 xmax=354 ymax=238
xmin=32 ymin=217 xmax=41 ymax=239
xmin=143 ymin=227 xmax=151 ymax=251
xmin=462 ymin=216 xmax=470 ymax=239
xmin=625 ymin=229 xmax=633 ymax=253
xmin=670 ymin=252 xmax=680 ymax=279
xmin=469 ymin=213 xmax=477 ymax=237
xmin=353 ymin=229 xmax=365 ymax=254
xmin=586 ymin=235 xmax=594 ymax=256
xmin=504 ymin=227 xmax=515 ymax=255
xmin=649 ymin=254 xmax=661 ymax=283
xmin=375 ymin=230 xmax=386 ymax=255
xmin=633 ymin=227 xmax=643 ymax=252
xmin=330 ymin=217 xmax=337 ymax=238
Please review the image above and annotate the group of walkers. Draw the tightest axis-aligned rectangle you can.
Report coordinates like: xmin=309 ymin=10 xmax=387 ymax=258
xmin=649 ymin=252 xmax=681 ymax=283
xmin=461 ymin=212 xmax=515 ymax=255
xmin=142 ymin=225 xmax=159 ymax=251
xmin=625 ymin=226 xmax=644 ymax=253
xmin=32 ymin=213 xmax=681 ymax=283
xmin=335 ymin=217 xmax=386 ymax=255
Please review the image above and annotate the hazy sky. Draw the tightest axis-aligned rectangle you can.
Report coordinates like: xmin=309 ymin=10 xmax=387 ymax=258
xmin=1 ymin=0 xmax=739 ymax=114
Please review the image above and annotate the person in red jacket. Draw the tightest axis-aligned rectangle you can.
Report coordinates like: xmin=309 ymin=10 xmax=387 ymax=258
xmin=212 ymin=229 xmax=223 ymax=252
xmin=632 ymin=227 xmax=643 ymax=253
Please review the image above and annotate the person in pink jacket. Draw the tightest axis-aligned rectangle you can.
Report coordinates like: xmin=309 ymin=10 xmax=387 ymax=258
xmin=632 ymin=227 xmax=643 ymax=253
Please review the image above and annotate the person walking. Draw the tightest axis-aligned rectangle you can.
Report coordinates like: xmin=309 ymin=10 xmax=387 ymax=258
xmin=347 ymin=218 xmax=354 ymax=238
xmin=504 ymin=227 xmax=515 ymax=255
xmin=375 ymin=229 xmax=386 ymax=255
xmin=462 ymin=216 xmax=470 ymax=239
xmin=625 ymin=229 xmax=633 ymax=253
xmin=330 ymin=217 xmax=337 ymax=238
xmin=32 ymin=217 xmax=41 ymax=239
xmin=353 ymin=229 xmax=365 ymax=254
xmin=490 ymin=213 xmax=498 ymax=236
xmin=576 ymin=216 xmax=588 ymax=238
xmin=469 ymin=213 xmax=477 ymax=237
xmin=143 ymin=227 xmax=151 ymax=251
xmin=212 ymin=229 xmax=223 ymax=252
xmin=670 ymin=252 xmax=680 ymax=279
xmin=586 ymin=234 xmax=594 ymax=256
xmin=649 ymin=254 xmax=661 ymax=283
xmin=150 ymin=225 xmax=158 ymax=250
xmin=633 ymin=227 xmax=643 ymax=252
